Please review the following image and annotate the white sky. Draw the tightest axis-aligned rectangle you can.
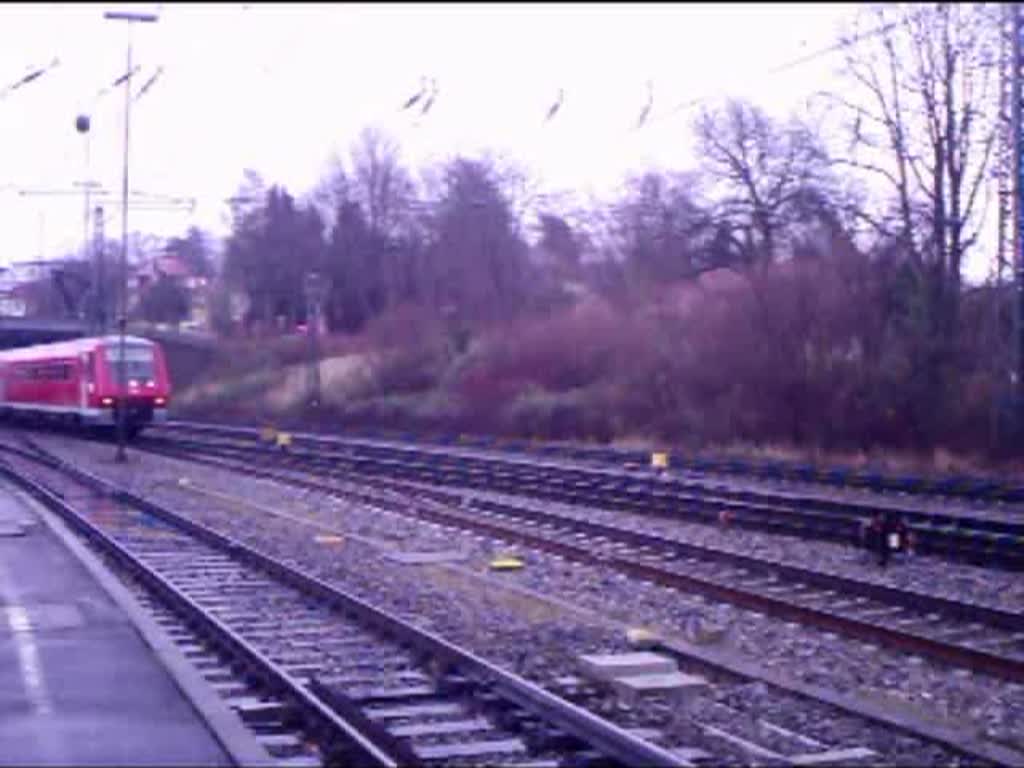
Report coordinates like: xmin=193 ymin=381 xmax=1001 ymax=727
xmin=0 ymin=2 xmax=993 ymax=281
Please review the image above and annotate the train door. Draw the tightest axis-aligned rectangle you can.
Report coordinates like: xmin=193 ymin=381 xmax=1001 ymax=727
xmin=80 ymin=352 xmax=93 ymax=410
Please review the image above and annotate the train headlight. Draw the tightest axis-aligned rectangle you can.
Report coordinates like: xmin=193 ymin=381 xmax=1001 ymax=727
xmin=101 ymin=397 xmax=114 ymax=406
xmin=154 ymin=397 xmax=166 ymax=406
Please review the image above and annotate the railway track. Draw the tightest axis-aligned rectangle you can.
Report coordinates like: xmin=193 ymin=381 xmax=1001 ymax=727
xmin=294 ymin=424 xmax=1024 ymax=505
xmin=130 ymin=431 xmax=1024 ymax=687
xmin=14 ymin=430 xmax=1024 ymax=767
xmin=0 ymin=442 xmax=689 ymax=768
xmin=149 ymin=422 xmax=1024 ymax=571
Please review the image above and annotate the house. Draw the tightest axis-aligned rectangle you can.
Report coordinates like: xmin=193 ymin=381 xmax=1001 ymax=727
xmin=134 ymin=250 xmax=211 ymax=330
xmin=0 ymin=259 xmax=67 ymax=292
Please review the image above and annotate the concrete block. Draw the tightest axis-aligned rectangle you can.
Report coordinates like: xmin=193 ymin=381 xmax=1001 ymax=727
xmin=390 ymin=718 xmax=492 ymax=738
xmin=384 ymin=550 xmax=466 ymax=565
xmin=612 ymin=672 xmax=710 ymax=706
xmin=577 ymin=652 xmax=677 ymax=683
xmin=790 ymin=747 xmax=877 ymax=765
xmin=365 ymin=702 xmax=463 ymax=720
xmin=414 ymin=738 xmax=527 ymax=761
xmin=610 ymin=671 xmax=708 ymax=696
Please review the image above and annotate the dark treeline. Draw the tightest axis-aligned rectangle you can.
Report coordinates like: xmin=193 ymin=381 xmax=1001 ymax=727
xmin=202 ymin=3 xmax=1013 ymax=457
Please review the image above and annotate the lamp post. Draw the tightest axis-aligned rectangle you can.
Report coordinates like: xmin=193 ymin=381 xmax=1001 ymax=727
xmin=95 ymin=204 xmax=105 ymax=334
xmin=75 ymin=114 xmax=91 ymax=259
xmin=104 ymin=8 xmax=158 ymax=462
xmin=75 ymin=114 xmax=101 ymax=328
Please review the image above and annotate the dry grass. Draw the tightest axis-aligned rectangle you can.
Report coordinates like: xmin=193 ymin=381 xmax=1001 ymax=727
xmin=176 ymin=351 xmax=371 ymax=415
xmin=602 ymin=436 xmax=1024 ymax=480
xmin=695 ymin=441 xmax=1020 ymax=480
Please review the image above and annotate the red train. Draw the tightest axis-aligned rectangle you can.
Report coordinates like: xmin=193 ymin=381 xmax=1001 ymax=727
xmin=0 ymin=335 xmax=172 ymax=437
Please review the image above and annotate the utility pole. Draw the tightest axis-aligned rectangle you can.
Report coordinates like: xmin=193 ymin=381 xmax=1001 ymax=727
xmin=106 ymin=5 xmax=158 ymax=462
xmin=95 ymin=204 xmax=105 ymax=334
xmin=1013 ymin=3 xmax=1024 ymax=442
xmin=75 ymin=114 xmax=93 ymax=264
xmin=994 ymin=4 xmax=1015 ymax=450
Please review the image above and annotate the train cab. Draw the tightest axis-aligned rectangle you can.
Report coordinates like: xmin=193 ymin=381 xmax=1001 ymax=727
xmin=0 ymin=335 xmax=172 ymax=436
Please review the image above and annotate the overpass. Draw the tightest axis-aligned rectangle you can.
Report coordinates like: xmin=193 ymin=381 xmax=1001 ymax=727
xmin=0 ymin=318 xmax=91 ymax=349
xmin=0 ymin=318 xmax=220 ymax=352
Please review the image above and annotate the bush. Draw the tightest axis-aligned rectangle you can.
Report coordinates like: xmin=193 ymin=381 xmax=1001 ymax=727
xmin=500 ymin=388 xmax=615 ymax=442
xmin=451 ymin=300 xmax=636 ymax=415
xmin=365 ymin=347 xmax=445 ymax=397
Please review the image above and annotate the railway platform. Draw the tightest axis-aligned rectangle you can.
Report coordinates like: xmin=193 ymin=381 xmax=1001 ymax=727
xmin=0 ymin=481 xmax=234 ymax=766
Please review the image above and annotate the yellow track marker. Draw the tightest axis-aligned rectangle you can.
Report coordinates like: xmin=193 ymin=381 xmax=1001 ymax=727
xmin=626 ymin=627 xmax=661 ymax=649
xmin=489 ymin=554 xmax=524 ymax=571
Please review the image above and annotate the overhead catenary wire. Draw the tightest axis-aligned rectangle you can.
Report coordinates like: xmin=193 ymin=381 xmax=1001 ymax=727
xmin=11 ymin=5 xmax=926 ymax=262
xmin=226 ymin=6 xmax=888 ymax=139
xmin=4 ymin=13 xmax=178 ymax=262
xmin=640 ymin=10 xmax=918 ymax=128
xmin=419 ymin=78 xmax=438 ymax=116
xmin=401 ymin=76 xmax=429 ymax=111
xmin=91 ymin=64 xmax=142 ymax=105
xmin=545 ymin=88 xmax=564 ymax=122
xmin=634 ymin=80 xmax=653 ymax=129
xmin=134 ymin=65 xmax=164 ymax=102
xmin=0 ymin=57 xmax=60 ymax=100
xmin=19 ymin=10 xmax=908 ymax=149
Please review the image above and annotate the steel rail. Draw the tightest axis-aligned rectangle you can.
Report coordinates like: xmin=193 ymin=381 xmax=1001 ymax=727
xmin=135 ymin=435 xmax=1024 ymax=686
xmin=122 ymin=434 xmax=1024 ymax=767
xmin=152 ymin=422 xmax=1024 ymax=570
xmin=4 ymin=439 xmax=688 ymax=768
xmin=0 ymin=457 xmax=401 ymax=768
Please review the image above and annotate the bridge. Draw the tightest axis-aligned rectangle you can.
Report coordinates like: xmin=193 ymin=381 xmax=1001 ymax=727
xmin=0 ymin=317 xmax=219 ymax=348
xmin=0 ymin=318 xmax=91 ymax=349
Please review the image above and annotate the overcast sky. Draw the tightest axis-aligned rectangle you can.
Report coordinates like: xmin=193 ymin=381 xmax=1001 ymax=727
xmin=4 ymin=2 xmax=993 ymax=282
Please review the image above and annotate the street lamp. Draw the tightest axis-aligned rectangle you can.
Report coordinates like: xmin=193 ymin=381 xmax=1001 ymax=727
xmin=74 ymin=114 xmax=95 ymax=323
xmin=94 ymin=204 xmax=106 ymax=334
xmin=104 ymin=8 xmax=158 ymax=463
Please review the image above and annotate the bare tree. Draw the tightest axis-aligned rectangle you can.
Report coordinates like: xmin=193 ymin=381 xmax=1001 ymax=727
xmin=827 ymin=3 xmax=1000 ymax=329
xmin=429 ymin=155 xmax=531 ymax=326
xmin=536 ymin=213 xmax=581 ymax=272
xmin=694 ymin=99 xmax=834 ymax=264
xmin=609 ymin=170 xmax=714 ymax=282
xmin=349 ymin=126 xmax=416 ymax=239
xmin=312 ymin=128 xmax=416 ymax=240
xmin=821 ymin=3 xmax=1000 ymax=446
xmin=311 ymin=129 xmax=421 ymax=330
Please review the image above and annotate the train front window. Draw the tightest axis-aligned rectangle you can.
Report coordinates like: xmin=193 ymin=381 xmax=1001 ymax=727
xmin=105 ymin=345 xmax=155 ymax=383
